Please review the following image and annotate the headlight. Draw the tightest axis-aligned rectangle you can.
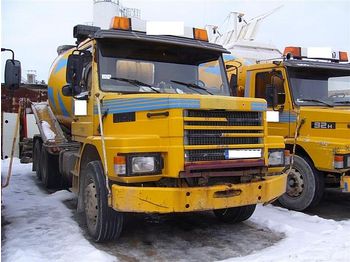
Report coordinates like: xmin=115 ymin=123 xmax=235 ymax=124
xmin=132 ymin=157 xmax=155 ymax=173
xmin=268 ymin=150 xmax=285 ymax=167
xmin=114 ymin=153 xmax=163 ymax=176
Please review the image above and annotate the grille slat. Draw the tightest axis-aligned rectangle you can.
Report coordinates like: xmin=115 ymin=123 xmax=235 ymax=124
xmin=184 ymin=109 xmax=264 ymax=162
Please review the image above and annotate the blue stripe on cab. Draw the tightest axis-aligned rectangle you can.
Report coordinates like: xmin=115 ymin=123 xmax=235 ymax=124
xmin=95 ymin=98 xmax=200 ymax=114
xmin=278 ymin=112 xmax=297 ymax=123
xmin=251 ymin=102 xmax=267 ymax=111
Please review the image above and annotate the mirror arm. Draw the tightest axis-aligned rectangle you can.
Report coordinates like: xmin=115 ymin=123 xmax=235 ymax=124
xmin=1 ymin=48 xmax=15 ymax=61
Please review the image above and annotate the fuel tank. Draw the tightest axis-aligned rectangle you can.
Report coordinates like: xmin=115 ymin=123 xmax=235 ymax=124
xmin=47 ymin=49 xmax=74 ymax=128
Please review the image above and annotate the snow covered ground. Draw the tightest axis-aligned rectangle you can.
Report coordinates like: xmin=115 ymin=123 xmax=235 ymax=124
xmin=1 ymin=159 xmax=350 ymax=262
xmin=1 ymin=159 xmax=114 ymax=262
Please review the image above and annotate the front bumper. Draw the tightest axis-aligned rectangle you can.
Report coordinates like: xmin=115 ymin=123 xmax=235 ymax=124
xmin=111 ymin=173 xmax=287 ymax=213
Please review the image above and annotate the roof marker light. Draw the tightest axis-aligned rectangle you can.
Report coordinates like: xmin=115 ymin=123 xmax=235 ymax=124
xmin=283 ymin=46 xmax=301 ymax=59
xmin=339 ymin=51 xmax=349 ymax=62
xmin=110 ymin=17 xmax=131 ymax=30
xmin=193 ymin=28 xmax=208 ymax=41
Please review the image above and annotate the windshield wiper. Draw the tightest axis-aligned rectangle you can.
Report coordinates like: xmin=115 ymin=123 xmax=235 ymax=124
xmin=297 ymin=98 xmax=333 ymax=107
xmin=170 ymin=80 xmax=213 ymax=95
xmin=110 ymin=77 xmax=160 ymax=93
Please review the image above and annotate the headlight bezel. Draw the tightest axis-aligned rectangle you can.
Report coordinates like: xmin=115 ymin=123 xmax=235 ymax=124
xmin=268 ymin=149 xmax=285 ymax=167
xmin=117 ymin=153 xmax=163 ymax=176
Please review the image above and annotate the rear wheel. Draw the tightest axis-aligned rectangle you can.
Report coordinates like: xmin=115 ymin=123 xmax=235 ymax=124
xmin=83 ymin=161 xmax=124 ymax=242
xmin=33 ymin=139 xmax=42 ymax=180
xmin=278 ymin=155 xmax=324 ymax=211
xmin=39 ymin=146 xmax=62 ymax=189
xmin=214 ymin=204 xmax=256 ymax=223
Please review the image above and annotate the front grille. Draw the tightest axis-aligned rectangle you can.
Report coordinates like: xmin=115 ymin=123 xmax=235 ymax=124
xmin=185 ymin=131 xmax=261 ymax=145
xmin=185 ymin=149 xmax=226 ymax=162
xmin=185 ymin=110 xmax=262 ymax=126
xmin=184 ymin=109 xmax=264 ymax=162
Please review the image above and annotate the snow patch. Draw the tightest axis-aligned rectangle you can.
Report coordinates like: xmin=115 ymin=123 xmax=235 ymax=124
xmin=1 ymin=159 xmax=115 ymax=262
xmin=224 ymin=205 xmax=350 ymax=262
xmin=41 ymin=121 xmax=56 ymax=140
xmin=2 ymin=159 xmax=350 ymax=262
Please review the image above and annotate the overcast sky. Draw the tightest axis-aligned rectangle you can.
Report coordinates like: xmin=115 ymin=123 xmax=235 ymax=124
xmin=1 ymin=0 xmax=350 ymax=81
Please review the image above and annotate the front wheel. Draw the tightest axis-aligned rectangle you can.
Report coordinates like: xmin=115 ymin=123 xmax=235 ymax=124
xmin=83 ymin=161 xmax=124 ymax=242
xmin=214 ymin=205 xmax=256 ymax=223
xmin=278 ymin=155 xmax=324 ymax=211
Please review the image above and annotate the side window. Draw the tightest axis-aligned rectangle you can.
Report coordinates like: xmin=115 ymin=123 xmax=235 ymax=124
xmin=255 ymin=71 xmax=284 ymax=107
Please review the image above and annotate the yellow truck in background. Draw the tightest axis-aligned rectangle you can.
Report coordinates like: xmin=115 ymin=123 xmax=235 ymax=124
xmin=226 ymin=46 xmax=350 ymax=211
xmin=3 ymin=17 xmax=288 ymax=242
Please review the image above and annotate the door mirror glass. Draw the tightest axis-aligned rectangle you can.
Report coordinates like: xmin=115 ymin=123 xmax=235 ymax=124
xmin=65 ymin=51 xmax=91 ymax=96
xmin=266 ymin=84 xmax=276 ymax=107
xmin=271 ymin=74 xmax=285 ymax=106
xmin=66 ymin=53 xmax=84 ymax=85
xmin=277 ymin=92 xmax=286 ymax=104
xmin=4 ymin=59 xmax=21 ymax=90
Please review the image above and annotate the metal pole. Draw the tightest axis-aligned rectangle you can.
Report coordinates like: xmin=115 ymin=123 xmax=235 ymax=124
xmin=2 ymin=103 xmax=22 ymax=188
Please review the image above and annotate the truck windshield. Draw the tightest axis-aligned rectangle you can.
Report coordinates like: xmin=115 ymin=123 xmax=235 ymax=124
xmin=288 ymin=66 xmax=350 ymax=106
xmin=98 ymin=39 xmax=230 ymax=95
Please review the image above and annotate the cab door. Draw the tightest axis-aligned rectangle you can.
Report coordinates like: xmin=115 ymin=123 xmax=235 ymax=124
xmin=249 ymin=68 xmax=293 ymax=138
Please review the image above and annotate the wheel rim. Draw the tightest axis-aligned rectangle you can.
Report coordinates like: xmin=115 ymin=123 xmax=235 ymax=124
xmin=84 ymin=180 xmax=99 ymax=233
xmin=286 ymin=168 xmax=304 ymax=198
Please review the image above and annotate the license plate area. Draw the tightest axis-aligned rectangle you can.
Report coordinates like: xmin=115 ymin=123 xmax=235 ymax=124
xmin=224 ymin=149 xmax=262 ymax=159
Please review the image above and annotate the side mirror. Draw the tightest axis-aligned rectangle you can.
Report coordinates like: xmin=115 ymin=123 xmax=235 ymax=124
xmin=62 ymin=83 xmax=82 ymax=97
xmin=266 ymin=84 xmax=285 ymax=109
xmin=64 ymin=53 xmax=87 ymax=97
xmin=62 ymin=84 xmax=73 ymax=96
xmin=277 ymin=92 xmax=286 ymax=104
xmin=229 ymin=74 xmax=238 ymax=96
xmin=266 ymin=84 xmax=276 ymax=107
xmin=66 ymin=53 xmax=84 ymax=85
xmin=4 ymin=59 xmax=21 ymax=90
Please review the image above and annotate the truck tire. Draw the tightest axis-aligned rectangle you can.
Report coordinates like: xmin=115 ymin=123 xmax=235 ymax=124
xmin=33 ymin=139 xmax=42 ymax=179
xmin=40 ymin=145 xmax=62 ymax=189
xmin=278 ymin=155 xmax=324 ymax=211
xmin=214 ymin=204 xmax=256 ymax=223
xmin=83 ymin=161 xmax=124 ymax=242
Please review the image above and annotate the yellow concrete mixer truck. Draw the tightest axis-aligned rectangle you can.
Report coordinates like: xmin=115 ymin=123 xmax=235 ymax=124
xmin=226 ymin=46 xmax=350 ymax=211
xmin=3 ymin=17 xmax=288 ymax=242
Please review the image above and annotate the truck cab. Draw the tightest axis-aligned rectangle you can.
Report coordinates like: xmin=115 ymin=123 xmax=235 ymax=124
xmin=4 ymin=17 xmax=288 ymax=242
xmin=226 ymin=46 xmax=350 ymax=211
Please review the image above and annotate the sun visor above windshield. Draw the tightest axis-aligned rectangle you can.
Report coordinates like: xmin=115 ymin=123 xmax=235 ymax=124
xmin=116 ymin=60 xmax=155 ymax=86
xmin=94 ymin=29 xmax=229 ymax=54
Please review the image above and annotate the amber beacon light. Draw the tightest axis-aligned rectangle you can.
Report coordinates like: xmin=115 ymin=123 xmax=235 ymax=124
xmin=110 ymin=16 xmax=131 ymax=30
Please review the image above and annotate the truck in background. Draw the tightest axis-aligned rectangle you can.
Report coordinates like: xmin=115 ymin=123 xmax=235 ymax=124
xmin=226 ymin=46 xmax=350 ymax=211
xmin=3 ymin=17 xmax=288 ymax=242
